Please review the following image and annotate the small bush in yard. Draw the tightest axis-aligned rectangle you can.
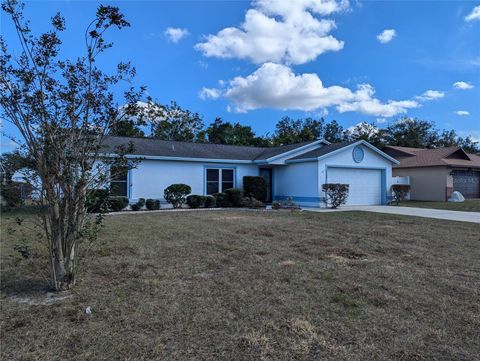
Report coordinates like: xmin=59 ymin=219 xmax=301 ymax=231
xmin=145 ymin=199 xmax=161 ymax=210
xmin=164 ymin=184 xmax=191 ymax=208
xmin=108 ymin=196 xmax=129 ymax=212
xmin=243 ymin=176 xmax=267 ymax=202
xmin=86 ymin=189 xmax=110 ymax=213
xmin=391 ymin=184 xmax=410 ymax=205
xmin=213 ymin=192 xmax=231 ymax=207
xmin=322 ymin=183 xmax=349 ymax=209
xmin=187 ymin=195 xmax=204 ymax=209
xmin=204 ymin=195 xmax=216 ymax=208
xmin=241 ymin=196 xmax=264 ymax=208
xmin=130 ymin=198 xmax=146 ymax=211
xmin=225 ymin=188 xmax=243 ymax=207
xmin=130 ymin=203 xmax=141 ymax=211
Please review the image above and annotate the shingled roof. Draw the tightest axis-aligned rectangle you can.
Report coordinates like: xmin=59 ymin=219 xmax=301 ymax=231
xmin=101 ymin=136 xmax=319 ymax=161
xmin=288 ymin=141 xmax=356 ymax=160
xmin=382 ymin=145 xmax=480 ymax=169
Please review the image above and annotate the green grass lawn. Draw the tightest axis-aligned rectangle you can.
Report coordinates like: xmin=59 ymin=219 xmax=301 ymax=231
xmin=1 ymin=210 xmax=479 ymax=360
xmin=397 ymin=199 xmax=480 ymax=212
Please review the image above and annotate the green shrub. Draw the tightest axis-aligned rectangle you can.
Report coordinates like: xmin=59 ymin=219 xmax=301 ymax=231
xmin=164 ymin=183 xmax=191 ymax=208
xmin=243 ymin=176 xmax=267 ymax=202
xmin=86 ymin=189 xmax=110 ymax=213
xmin=204 ymin=195 xmax=216 ymax=208
xmin=129 ymin=198 xmax=145 ymax=211
xmin=145 ymin=199 xmax=160 ymax=210
xmin=213 ymin=192 xmax=231 ymax=208
xmin=0 ymin=181 xmax=33 ymax=209
xmin=187 ymin=195 xmax=204 ymax=209
xmin=391 ymin=184 xmax=410 ymax=204
xmin=130 ymin=203 xmax=141 ymax=211
xmin=322 ymin=183 xmax=349 ymax=209
xmin=108 ymin=196 xmax=129 ymax=212
xmin=241 ymin=196 xmax=264 ymax=208
xmin=224 ymin=188 xmax=243 ymax=207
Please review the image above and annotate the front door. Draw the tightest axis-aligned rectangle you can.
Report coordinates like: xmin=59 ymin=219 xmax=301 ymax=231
xmin=259 ymin=168 xmax=273 ymax=203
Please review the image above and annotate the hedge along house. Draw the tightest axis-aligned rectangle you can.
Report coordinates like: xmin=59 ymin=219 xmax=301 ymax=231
xmin=101 ymin=136 xmax=399 ymax=208
xmin=382 ymin=145 xmax=480 ymax=201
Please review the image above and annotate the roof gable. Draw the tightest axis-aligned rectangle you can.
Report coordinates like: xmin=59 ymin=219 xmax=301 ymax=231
xmin=287 ymin=140 xmax=399 ymax=164
xmin=445 ymin=148 xmax=471 ymax=161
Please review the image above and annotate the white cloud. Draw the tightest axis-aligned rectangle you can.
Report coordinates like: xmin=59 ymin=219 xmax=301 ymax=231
xmin=376 ymin=118 xmax=387 ymax=124
xmin=465 ymin=5 xmax=480 ymax=21
xmin=164 ymin=27 xmax=189 ymax=43
xmin=376 ymin=29 xmax=396 ymax=44
xmin=415 ymin=89 xmax=445 ymax=101
xmin=199 ymin=87 xmax=221 ymax=100
xmin=453 ymin=81 xmax=474 ymax=90
xmin=455 ymin=110 xmax=470 ymax=116
xmin=204 ymin=62 xmax=420 ymax=117
xmin=195 ymin=0 xmax=348 ymax=65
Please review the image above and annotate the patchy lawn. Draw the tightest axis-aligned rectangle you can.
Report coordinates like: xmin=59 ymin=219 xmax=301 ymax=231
xmin=1 ymin=210 xmax=479 ymax=360
xmin=397 ymin=199 xmax=480 ymax=212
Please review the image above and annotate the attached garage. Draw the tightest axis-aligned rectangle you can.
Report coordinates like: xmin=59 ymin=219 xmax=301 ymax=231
xmin=283 ymin=141 xmax=398 ymax=207
xmin=452 ymin=170 xmax=480 ymax=199
xmin=327 ymin=167 xmax=383 ymax=205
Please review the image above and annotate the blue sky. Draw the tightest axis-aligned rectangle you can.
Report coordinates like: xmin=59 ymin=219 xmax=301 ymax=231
xmin=1 ymin=0 xmax=479 ymax=152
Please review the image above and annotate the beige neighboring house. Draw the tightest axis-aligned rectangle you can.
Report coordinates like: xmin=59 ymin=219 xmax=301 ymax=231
xmin=382 ymin=146 xmax=480 ymax=201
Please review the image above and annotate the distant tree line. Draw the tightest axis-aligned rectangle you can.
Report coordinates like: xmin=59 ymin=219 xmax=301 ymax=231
xmin=110 ymin=100 xmax=479 ymax=153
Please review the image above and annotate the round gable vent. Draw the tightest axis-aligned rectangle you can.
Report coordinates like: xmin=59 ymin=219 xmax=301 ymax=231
xmin=352 ymin=145 xmax=364 ymax=163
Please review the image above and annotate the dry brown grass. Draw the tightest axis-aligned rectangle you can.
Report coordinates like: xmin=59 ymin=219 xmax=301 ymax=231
xmin=397 ymin=199 xmax=480 ymax=212
xmin=1 ymin=209 xmax=479 ymax=360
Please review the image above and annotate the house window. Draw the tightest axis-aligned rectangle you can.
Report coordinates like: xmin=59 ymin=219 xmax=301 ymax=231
xmin=110 ymin=166 xmax=128 ymax=197
xmin=206 ymin=168 xmax=235 ymax=195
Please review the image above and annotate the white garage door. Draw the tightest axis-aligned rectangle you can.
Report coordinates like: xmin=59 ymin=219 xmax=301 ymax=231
xmin=327 ymin=168 xmax=382 ymax=205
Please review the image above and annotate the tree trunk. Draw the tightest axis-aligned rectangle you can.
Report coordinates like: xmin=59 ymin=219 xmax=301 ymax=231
xmin=48 ymin=199 xmax=78 ymax=291
xmin=52 ymin=246 xmax=76 ymax=291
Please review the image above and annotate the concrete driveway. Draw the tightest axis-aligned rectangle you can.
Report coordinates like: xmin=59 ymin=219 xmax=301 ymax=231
xmin=303 ymin=205 xmax=480 ymax=224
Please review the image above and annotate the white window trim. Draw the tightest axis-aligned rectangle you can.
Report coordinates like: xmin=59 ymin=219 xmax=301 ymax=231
xmin=110 ymin=166 xmax=129 ymax=198
xmin=205 ymin=168 xmax=235 ymax=195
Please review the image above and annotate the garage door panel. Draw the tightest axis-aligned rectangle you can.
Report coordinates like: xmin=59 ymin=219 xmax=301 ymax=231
xmin=453 ymin=170 xmax=480 ymax=199
xmin=327 ymin=168 xmax=382 ymax=205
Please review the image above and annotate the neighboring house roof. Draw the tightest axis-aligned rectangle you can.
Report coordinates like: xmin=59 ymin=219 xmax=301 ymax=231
xmin=383 ymin=145 xmax=480 ymax=169
xmin=102 ymin=136 xmax=321 ymax=162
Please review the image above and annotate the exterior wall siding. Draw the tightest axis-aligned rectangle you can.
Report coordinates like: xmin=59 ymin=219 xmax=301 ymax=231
xmin=129 ymin=159 xmax=259 ymax=201
xmin=273 ymin=162 xmax=320 ymax=207
xmin=392 ymin=167 xmax=450 ymax=201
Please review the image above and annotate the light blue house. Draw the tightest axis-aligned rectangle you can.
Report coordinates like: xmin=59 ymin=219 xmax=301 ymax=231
xmin=103 ymin=136 xmax=399 ymax=207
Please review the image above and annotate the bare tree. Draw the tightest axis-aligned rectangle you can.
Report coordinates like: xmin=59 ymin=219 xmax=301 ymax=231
xmin=0 ymin=0 xmax=143 ymax=290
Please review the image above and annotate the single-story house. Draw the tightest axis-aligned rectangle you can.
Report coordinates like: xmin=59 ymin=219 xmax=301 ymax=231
xmin=382 ymin=145 xmax=480 ymax=201
xmin=102 ymin=136 xmax=399 ymax=207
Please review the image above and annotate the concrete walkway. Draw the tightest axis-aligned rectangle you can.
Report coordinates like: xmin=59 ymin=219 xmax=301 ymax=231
xmin=303 ymin=205 xmax=480 ymax=224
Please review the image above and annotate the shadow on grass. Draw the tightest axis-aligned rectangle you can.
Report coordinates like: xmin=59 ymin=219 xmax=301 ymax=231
xmin=1 ymin=271 xmax=52 ymax=297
